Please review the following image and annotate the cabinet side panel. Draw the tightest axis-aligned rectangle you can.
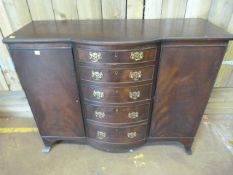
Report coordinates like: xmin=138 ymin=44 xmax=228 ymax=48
xmin=10 ymin=47 xmax=85 ymax=138
xmin=150 ymin=41 xmax=227 ymax=138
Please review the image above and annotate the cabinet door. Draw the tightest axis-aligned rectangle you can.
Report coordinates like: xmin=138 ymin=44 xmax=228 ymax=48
xmin=150 ymin=41 xmax=227 ymax=138
xmin=10 ymin=45 xmax=85 ymax=138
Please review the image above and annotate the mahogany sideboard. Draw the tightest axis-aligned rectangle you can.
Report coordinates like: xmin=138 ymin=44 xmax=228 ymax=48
xmin=3 ymin=19 xmax=233 ymax=154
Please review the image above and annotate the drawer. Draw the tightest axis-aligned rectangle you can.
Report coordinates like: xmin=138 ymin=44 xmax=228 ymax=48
xmin=80 ymin=65 xmax=155 ymax=83
xmin=85 ymin=103 xmax=150 ymax=124
xmin=77 ymin=48 xmax=157 ymax=63
xmin=82 ymin=83 xmax=152 ymax=104
xmin=86 ymin=123 xmax=147 ymax=143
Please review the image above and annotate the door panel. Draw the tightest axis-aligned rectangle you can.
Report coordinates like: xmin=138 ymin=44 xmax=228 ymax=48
xmin=150 ymin=41 xmax=227 ymax=138
xmin=10 ymin=45 xmax=85 ymax=137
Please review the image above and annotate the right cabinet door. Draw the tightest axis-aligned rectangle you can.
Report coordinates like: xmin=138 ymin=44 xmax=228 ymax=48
xmin=150 ymin=41 xmax=227 ymax=138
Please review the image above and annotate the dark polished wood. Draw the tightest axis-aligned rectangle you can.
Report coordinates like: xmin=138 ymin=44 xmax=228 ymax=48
xmin=87 ymin=139 xmax=146 ymax=153
xmin=9 ymin=45 xmax=85 ymax=142
xmin=3 ymin=19 xmax=233 ymax=44
xmin=80 ymin=65 xmax=155 ymax=83
xmin=84 ymin=102 xmax=150 ymax=124
xmin=78 ymin=48 xmax=157 ymax=63
xmin=76 ymin=42 xmax=157 ymax=151
xmin=86 ymin=122 xmax=148 ymax=143
xmin=3 ymin=19 xmax=233 ymax=154
xmin=150 ymin=40 xmax=227 ymax=139
xmin=81 ymin=83 xmax=153 ymax=104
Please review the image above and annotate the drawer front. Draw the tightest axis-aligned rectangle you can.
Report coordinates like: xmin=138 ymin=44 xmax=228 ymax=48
xmin=77 ymin=48 xmax=156 ymax=63
xmin=87 ymin=123 xmax=147 ymax=143
xmin=80 ymin=65 xmax=154 ymax=83
xmin=85 ymin=103 xmax=150 ymax=124
xmin=82 ymin=84 xmax=152 ymax=103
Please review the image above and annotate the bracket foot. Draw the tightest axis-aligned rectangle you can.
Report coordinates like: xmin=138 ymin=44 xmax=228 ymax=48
xmin=42 ymin=145 xmax=52 ymax=153
xmin=184 ymin=146 xmax=192 ymax=155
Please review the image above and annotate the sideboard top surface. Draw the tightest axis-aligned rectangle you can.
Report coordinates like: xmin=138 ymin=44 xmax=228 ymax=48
xmin=3 ymin=19 xmax=233 ymax=44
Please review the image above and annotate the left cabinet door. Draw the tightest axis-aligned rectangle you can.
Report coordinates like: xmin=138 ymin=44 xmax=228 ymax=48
xmin=9 ymin=44 xmax=85 ymax=138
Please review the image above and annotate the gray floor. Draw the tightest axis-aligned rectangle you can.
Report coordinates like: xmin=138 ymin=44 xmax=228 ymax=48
xmin=0 ymin=115 xmax=233 ymax=175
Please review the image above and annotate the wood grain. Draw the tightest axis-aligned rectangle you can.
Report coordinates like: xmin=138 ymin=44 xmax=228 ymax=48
xmin=0 ymin=68 xmax=8 ymax=90
xmin=84 ymin=103 xmax=150 ymax=124
xmin=0 ymin=0 xmax=31 ymax=91
xmin=150 ymin=40 xmax=227 ymax=138
xmin=1 ymin=87 xmax=232 ymax=118
xmin=101 ymin=0 xmax=126 ymax=19
xmin=2 ymin=0 xmax=31 ymax=31
xmin=76 ymin=0 xmax=102 ymax=19
xmin=79 ymin=65 xmax=155 ymax=83
xmin=77 ymin=47 xmax=157 ymax=64
xmin=52 ymin=0 xmax=78 ymax=20
xmin=81 ymin=83 xmax=153 ymax=104
xmin=208 ymin=0 xmax=233 ymax=29
xmin=215 ymin=14 xmax=233 ymax=87
xmin=205 ymin=100 xmax=233 ymax=114
xmin=0 ymin=0 xmax=232 ymax=91
xmin=215 ymin=42 xmax=233 ymax=87
xmin=144 ymin=0 xmax=162 ymax=19
xmin=185 ymin=0 xmax=211 ymax=19
xmin=208 ymin=88 xmax=233 ymax=103
xmin=0 ymin=91 xmax=32 ymax=117
xmin=161 ymin=0 xmax=188 ymax=18
xmin=127 ymin=0 xmax=143 ymax=19
xmin=10 ymin=45 xmax=85 ymax=137
xmin=27 ymin=0 xmax=55 ymax=20
xmin=0 ymin=1 xmax=13 ymax=36
xmin=228 ymin=14 xmax=233 ymax=32
xmin=4 ymin=19 xmax=232 ymax=44
xmin=2 ymin=19 xmax=232 ymax=152
xmin=0 ymin=1 xmax=12 ymax=90
xmin=224 ymin=15 xmax=233 ymax=87
xmin=0 ymin=30 xmax=21 ymax=90
xmin=86 ymin=122 xmax=147 ymax=143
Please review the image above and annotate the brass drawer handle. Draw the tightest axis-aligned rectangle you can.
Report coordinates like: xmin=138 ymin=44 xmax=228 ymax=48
xmin=93 ymin=90 xmax=104 ymax=99
xmin=89 ymin=52 xmax=102 ymax=62
xmin=92 ymin=71 xmax=103 ymax=80
xmin=129 ymin=71 xmax=142 ymax=81
xmin=97 ymin=131 xmax=106 ymax=139
xmin=130 ymin=51 xmax=143 ymax=61
xmin=127 ymin=132 xmax=137 ymax=138
xmin=129 ymin=91 xmax=140 ymax=100
xmin=128 ymin=112 xmax=139 ymax=119
xmin=95 ymin=111 xmax=105 ymax=119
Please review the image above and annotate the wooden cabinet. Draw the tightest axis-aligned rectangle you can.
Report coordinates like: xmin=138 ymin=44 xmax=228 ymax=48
xmin=79 ymin=65 xmax=155 ymax=83
xmin=77 ymin=47 xmax=157 ymax=63
xmin=84 ymin=103 xmax=150 ymax=124
xmin=3 ymin=19 xmax=233 ymax=154
xmin=149 ymin=41 xmax=228 ymax=153
xmin=9 ymin=44 xmax=85 ymax=146
xmin=76 ymin=43 xmax=157 ymax=152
